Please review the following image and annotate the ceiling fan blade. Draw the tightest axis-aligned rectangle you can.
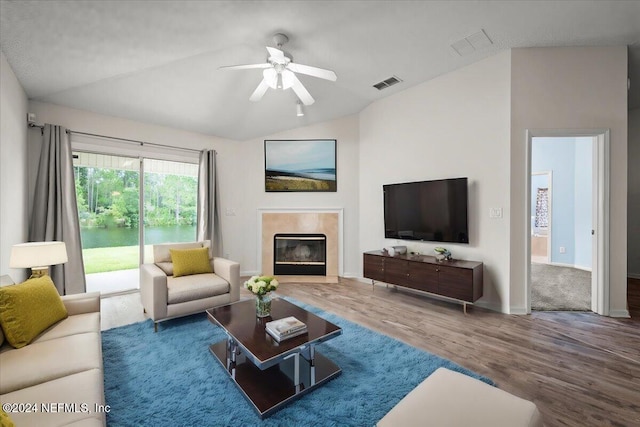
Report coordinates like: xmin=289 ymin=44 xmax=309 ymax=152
xmin=266 ymin=46 xmax=286 ymax=63
xmin=289 ymin=73 xmax=315 ymax=105
xmin=219 ymin=63 xmax=271 ymax=71
xmin=287 ymin=63 xmax=337 ymax=81
xmin=249 ymin=79 xmax=270 ymax=102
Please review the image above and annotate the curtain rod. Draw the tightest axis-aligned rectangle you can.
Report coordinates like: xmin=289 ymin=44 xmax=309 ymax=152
xmin=67 ymin=130 xmax=205 ymax=154
xmin=28 ymin=123 xmax=210 ymax=154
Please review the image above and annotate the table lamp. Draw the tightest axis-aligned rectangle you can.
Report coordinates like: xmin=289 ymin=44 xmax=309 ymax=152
xmin=9 ymin=241 xmax=68 ymax=278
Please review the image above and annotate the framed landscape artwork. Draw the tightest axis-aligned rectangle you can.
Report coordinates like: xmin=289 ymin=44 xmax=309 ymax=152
xmin=264 ymin=139 xmax=337 ymax=192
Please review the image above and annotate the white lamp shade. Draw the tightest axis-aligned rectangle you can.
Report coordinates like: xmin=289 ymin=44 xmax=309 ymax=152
xmin=9 ymin=241 xmax=68 ymax=269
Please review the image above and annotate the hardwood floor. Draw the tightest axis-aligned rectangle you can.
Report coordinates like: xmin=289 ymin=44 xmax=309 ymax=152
xmin=102 ymin=278 xmax=640 ymax=427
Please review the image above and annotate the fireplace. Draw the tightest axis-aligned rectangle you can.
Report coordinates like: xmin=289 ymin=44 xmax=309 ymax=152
xmin=273 ymin=234 xmax=327 ymax=276
xmin=259 ymin=209 xmax=341 ymax=283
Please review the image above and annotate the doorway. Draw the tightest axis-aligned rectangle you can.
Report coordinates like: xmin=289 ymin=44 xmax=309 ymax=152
xmin=73 ymin=152 xmax=198 ymax=294
xmin=526 ymin=130 xmax=610 ymax=315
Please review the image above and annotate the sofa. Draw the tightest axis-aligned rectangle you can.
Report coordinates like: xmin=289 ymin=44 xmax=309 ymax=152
xmin=140 ymin=240 xmax=240 ymax=332
xmin=0 ymin=289 xmax=106 ymax=427
xmin=377 ymin=367 xmax=543 ymax=427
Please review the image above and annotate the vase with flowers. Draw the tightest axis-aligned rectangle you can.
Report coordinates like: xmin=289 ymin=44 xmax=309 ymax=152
xmin=244 ymin=275 xmax=279 ymax=317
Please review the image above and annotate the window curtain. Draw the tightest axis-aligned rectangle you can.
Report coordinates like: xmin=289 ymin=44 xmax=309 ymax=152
xmin=196 ymin=149 xmax=222 ymax=257
xmin=29 ymin=124 xmax=86 ymax=294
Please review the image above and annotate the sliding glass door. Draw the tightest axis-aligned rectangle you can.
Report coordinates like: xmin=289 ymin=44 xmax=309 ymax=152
xmin=142 ymin=159 xmax=198 ymax=263
xmin=73 ymin=152 xmax=197 ymax=294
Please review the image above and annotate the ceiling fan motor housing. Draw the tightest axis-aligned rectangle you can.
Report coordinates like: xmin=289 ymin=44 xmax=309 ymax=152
xmin=273 ymin=33 xmax=289 ymax=47
xmin=270 ymin=33 xmax=293 ymax=62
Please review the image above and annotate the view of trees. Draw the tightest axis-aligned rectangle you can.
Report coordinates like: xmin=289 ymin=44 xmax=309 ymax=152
xmin=74 ymin=166 xmax=197 ymax=229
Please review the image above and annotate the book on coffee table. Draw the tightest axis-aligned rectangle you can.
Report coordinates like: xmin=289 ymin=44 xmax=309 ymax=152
xmin=266 ymin=316 xmax=307 ymax=342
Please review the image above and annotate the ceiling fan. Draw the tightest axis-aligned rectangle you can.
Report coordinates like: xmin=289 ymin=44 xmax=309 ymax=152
xmin=219 ymin=33 xmax=337 ymax=105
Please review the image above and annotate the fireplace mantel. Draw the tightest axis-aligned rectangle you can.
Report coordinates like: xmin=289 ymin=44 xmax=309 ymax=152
xmin=257 ymin=208 xmax=343 ymax=283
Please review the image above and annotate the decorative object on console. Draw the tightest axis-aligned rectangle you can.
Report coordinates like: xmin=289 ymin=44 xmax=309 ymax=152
xmin=434 ymin=247 xmax=452 ymax=261
xmin=244 ymin=275 xmax=279 ymax=317
xmin=264 ymin=139 xmax=337 ymax=192
xmin=9 ymin=241 xmax=68 ymax=278
xmin=384 ymin=246 xmax=407 ymax=256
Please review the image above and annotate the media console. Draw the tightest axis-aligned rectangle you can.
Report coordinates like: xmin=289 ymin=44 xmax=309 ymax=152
xmin=363 ymin=250 xmax=483 ymax=313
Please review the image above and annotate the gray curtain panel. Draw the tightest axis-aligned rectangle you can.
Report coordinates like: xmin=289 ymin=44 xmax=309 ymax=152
xmin=29 ymin=124 xmax=86 ymax=294
xmin=197 ymin=149 xmax=222 ymax=257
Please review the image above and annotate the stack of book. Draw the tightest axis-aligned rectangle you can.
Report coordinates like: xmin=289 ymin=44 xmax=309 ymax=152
xmin=266 ymin=316 xmax=308 ymax=342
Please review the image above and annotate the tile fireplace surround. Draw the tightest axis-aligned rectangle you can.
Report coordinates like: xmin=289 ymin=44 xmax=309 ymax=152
xmin=258 ymin=209 xmax=342 ymax=283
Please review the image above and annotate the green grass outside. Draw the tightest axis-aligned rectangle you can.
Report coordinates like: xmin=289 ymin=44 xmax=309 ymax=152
xmin=82 ymin=245 xmax=153 ymax=274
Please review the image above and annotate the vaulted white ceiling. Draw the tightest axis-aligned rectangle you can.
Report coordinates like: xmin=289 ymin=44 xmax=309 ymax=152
xmin=1 ymin=1 xmax=639 ymax=141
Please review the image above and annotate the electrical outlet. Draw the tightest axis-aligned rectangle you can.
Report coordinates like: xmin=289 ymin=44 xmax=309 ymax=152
xmin=489 ymin=207 xmax=503 ymax=219
xmin=225 ymin=208 xmax=236 ymax=216
xmin=559 ymin=246 xmax=566 ymax=254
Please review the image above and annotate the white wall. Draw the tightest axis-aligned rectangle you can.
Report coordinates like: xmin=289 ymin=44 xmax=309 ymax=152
xmin=629 ymin=108 xmax=640 ymax=279
xmin=228 ymin=115 xmax=360 ymax=277
xmin=510 ymin=47 xmax=628 ymax=316
xmin=359 ymin=51 xmax=512 ymax=312
xmin=0 ymin=51 xmax=29 ymax=281
xmin=27 ymin=102 xmax=361 ymax=278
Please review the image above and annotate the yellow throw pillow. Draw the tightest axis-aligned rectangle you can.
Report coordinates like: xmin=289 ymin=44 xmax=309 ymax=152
xmin=0 ymin=404 xmax=15 ymax=427
xmin=170 ymin=247 xmax=213 ymax=278
xmin=0 ymin=276 xmax=68 ymax=348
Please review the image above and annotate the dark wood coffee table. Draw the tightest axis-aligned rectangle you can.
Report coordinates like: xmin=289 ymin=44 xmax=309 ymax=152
xmin=206 ymin=297 xmax=342 ymax=418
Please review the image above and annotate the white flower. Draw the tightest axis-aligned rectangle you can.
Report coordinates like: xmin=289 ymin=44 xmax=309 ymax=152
xmin=244 ymin=275 xmax=279 ymax=295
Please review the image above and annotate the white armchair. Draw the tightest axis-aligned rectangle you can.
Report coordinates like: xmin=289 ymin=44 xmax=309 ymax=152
xmin=140 ymin=240 xmax=240 ymax=332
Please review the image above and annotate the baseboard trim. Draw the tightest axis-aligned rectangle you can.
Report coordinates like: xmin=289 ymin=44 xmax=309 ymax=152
xmin=547 ymin=262 xmax=592 ymax=272
xmin=609 ymin=309 xmax=631 ymax=318
xmin=475 ymin=300 xmax=506 ymax=313
xmin=509 ymin=307 xmax=529 ymax=315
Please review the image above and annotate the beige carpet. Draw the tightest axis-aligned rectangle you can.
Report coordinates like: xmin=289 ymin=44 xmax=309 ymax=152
xmin=531 ymin=263 xmax=591 ymax=311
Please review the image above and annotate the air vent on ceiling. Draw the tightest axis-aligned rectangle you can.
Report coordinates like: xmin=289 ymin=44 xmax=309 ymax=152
xmin=451 ymin=29 xmax=493 ymax=57
xmin=373 ymin=76 xmax=403 ymax=90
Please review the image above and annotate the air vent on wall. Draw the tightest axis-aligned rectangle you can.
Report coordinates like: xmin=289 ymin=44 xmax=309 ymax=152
xmin=373 ymin=76 xmax=403 ymax=90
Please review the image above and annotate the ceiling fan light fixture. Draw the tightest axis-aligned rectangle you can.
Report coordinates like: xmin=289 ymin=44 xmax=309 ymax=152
xmin=282 ymin=70 xmax=295 ymax=89
xmin=296 ymin=101 xmax=304 ymax=117
xmin=276 ymin=73 xmax=283 ymax=89
xmin=263 ymin=68 xmax=277 ymax=89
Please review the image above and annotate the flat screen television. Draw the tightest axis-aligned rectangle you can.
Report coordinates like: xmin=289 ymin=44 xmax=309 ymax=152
xmin=383 ymin=177 xmax=469 ymax=244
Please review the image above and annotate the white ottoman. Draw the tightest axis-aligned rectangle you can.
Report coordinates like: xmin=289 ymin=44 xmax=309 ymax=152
xmin=377 ymin=367 xmax=543 ymax=427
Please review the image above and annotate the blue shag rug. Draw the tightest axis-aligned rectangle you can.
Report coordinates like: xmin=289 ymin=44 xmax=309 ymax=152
xmin=102 ymin=298 xmax=492 ymax=426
